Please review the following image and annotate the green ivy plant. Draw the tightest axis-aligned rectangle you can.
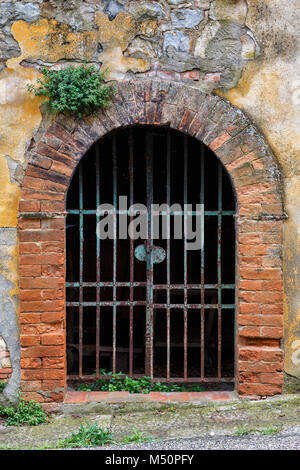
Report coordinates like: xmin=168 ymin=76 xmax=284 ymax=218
xmin=0 ymin=381 xmax=5 ymax=393
xmin=58 ymin=424 xmax=114 ymax=448
xmin=0 ymin=394 xmax=48 ymax=426
xmin=76 ymin=371 xmax=205 ymax=393
xmin=27 ymin=64 xmax=115 ymax=118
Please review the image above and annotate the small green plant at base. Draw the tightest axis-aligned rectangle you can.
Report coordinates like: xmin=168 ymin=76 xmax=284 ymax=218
xmin=76 ymin=371 xmax=205 ymax=394
xmin=234 ymin=425 xmax=257 ymax=437
xmin=122 ymin=427 xmax=153 ymax=444
xmin=58 ymin=423 xmax=114 ymax=448
xmin=0 ymin=381 xmax=6 ymax=393
xmin=27 ymin=64 xmax=115 ymax=118
xmin=258 ymin=426 xmax=280 ymax=435
xmin=0 ymin=395 xmax=47 ymax=426
xmin=234 ymin=425 xmax=281 ymax=437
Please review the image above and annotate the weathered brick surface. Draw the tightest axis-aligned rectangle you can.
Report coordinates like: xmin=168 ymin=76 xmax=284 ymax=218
xmin=18 ymin=80 xmax=284 ymax=401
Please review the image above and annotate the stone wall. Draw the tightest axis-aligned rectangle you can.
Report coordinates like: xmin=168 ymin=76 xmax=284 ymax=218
xmin=0 ymin=336 xmax=12 ymax=381
xmin=0 ymin=0 xmax=299 ymax=400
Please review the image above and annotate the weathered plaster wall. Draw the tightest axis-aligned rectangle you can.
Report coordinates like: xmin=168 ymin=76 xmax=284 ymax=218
xmin=0 ymin=0 xmax=299 ymax=399
xmin=217 ymin=0 xmax=300 ymax=389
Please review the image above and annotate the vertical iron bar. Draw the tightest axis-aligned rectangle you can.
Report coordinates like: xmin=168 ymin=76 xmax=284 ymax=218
xmin=95 ymin=144 xmax=100 ymax=377
xmin=145 ymin=130 xmax=154 ymax=379
xmin=183 ymin=135 xmax=188 ymax=381
xmin=129 ymin=129 xmax=134 ymax=377
xmin=79 ymin=164 xmax=84 ymax=378
xmin=112 ymin=134 xmax=117 ymax=374
xmin=217 ymin=162 xmax=222 ymax=380
xmin=200 ymin=144 xmax=205 ymax=381
xmin=166 ymin=130 xmax=171 ymax=382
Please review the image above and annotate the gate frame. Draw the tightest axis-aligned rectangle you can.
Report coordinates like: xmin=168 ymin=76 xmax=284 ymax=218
xmin=18 ymin=79 xmax=284 ymax=402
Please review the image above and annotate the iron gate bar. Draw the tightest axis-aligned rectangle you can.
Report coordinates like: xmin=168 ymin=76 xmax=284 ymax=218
xmin=66 ymin=282 xmax=235 ymax=289
xmin=200 ymin=144 xmax=205 ymax=380
xmin=96 ymin=145 xmax=100 ymax=377
xmin=166 ymin=129 xmax=171 ymax=381
xmin=129 ymin=128 xmax=134 ymax=377
xmin=217 ymin=162 xmax=222 ymax=380
xmin=145 ymin=130 xmax=154 ymax=378
xmin=66 ymin=302 xmax=235 ymax=309
xmin=113 ymin=133 xmax=117 ymax=374
xmin=183 ymin=134 xmax=188 ymax=381
xmin=67 ymin=210 xmax=234 ymax=215
xmin=66 ymin=126 xmax=236 ymax=383
xmin=79 ymin=164 xmax=83 ymax=378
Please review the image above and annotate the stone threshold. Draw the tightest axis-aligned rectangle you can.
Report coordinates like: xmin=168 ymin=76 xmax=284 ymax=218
xmin=64 ymin=390 xmax=236 ymax=404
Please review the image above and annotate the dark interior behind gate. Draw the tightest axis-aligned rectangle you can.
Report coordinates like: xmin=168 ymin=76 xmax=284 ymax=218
xmin=66 ymin=125 xmax=236 ymax=388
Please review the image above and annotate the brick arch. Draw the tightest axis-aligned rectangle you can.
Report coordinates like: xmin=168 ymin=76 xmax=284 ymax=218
xmin=18 ymin=80 xmax=284 ymax=402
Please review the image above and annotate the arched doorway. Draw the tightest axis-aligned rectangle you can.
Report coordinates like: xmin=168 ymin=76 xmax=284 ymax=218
xmin=66 ymin=126 xmax=236 ymax=388
xmin=18 ymin=79 xmax=284 ymax=401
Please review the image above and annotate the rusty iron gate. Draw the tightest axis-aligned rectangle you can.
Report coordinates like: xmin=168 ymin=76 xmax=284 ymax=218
xmin=66 ymin=126 xmax=236 ymax=384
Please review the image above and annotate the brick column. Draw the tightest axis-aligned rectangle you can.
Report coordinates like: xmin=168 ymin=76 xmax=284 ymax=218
xmin=19 ymin=213 xmax=66 ymax=402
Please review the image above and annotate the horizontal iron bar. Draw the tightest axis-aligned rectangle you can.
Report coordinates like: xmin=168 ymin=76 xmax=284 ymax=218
xmin=67 ymin=209 xmax=235 ymax=216
xmin=66 ymin=301 xmax=235 ymax=309
xmin=66 ymin=282 xmax=235 ymax=289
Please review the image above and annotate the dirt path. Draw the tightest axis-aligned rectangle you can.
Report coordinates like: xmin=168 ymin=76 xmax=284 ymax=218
xmin=0 ymin=394 xmax=299 ymax=450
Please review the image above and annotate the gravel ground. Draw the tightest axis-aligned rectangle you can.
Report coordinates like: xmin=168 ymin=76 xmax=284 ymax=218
xmin=98 ymin=427 xmax=300 ymax=450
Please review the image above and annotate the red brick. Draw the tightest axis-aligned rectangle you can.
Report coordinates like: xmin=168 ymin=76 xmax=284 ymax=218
xmin=19 ymin=265 xmax=42 ymax=277
xmin=260 ymin=327 xmax=283 ymax=339
xmin=210 ymin=132 xmax=231 ymax=151
xmin=239 ymin=326 xmax=261 ymax=338
xmin=239 ymin=303 xmax=262 ymax=314
xmin=22 ymin=322 xmax=63 ymax=335
xmin=22 ymin=176 xmax=44 ymax=191
xmin=258 ymin=372 xmax=284 ymax=385
xmin=19 ymin=200 xmax=40 ymax=212
xmin=20 ymin=290 xmax=42 ymax=301
xmin=262 ymin=304 xmax=283 ymax=315
xmin=239 ymin=280 xmax=263 ymax=291
xmin=42 ymin=380 xmax=65 ymax=391
xmin=20 ymin=253 xmax=64 ymax=266
xmin=20 ymin=277 xmax=64 ymax=289
xmin=41 ymin=311 xmax=65 ymax=323
xmin=20 ymin=358 xmax=42 ymax=369
xmin=42 ymin=289 xmax=64 ymax=300
xmin=240 ymin=268 xmax=282 ymax=280
xmin=20 ymin=230 xmax=64 ymax=242
xmin=19 ymin=313 xmax=41 ymax=324
xmin=239 ymin=291 xmax=282 ymax=304
xmin=239 ymin=315 xmax=283 ymax=327
xmin=21 ymin=346 xmax=64 ymax=358
xmin=238 ymin=383 xmax=282 ymax=396
xmin=20 ymin=300 xmax=64 ymax=313
xmin=21 ymin=392 xmax=45 ymax=402
xmin=19 ymin=242 xmax=41 ymax=254
xmin=238 ymin=361 xmax=282 ymax=373
xmin=20 ymin=380 xmax=42 ymax=392
xmin=18 ymin=219 xmax=41 ymax=229
xmin=41 ymin=241 xmax=65 ymax=253
xmin=41 ymin=219 xmax=65 ymax=231
xmin=21 ymin=369 xmax=65 ymax=380
xmin=20 ymin=335 xmax=40 ymax=346
xmin=180 ymin=70 xmax=200 ymax=80
xmin=65 ymin=391 xmax=88 ymax=403
xmin=41 ymin=333 xmax=64 ymax=345
xmin=42 ymin=357 xmax=65 ymax=368
xmin=41 ymin=265 xmax=65 ymax=277
xmin=41 ymin=201 xmax=65 ymax=213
